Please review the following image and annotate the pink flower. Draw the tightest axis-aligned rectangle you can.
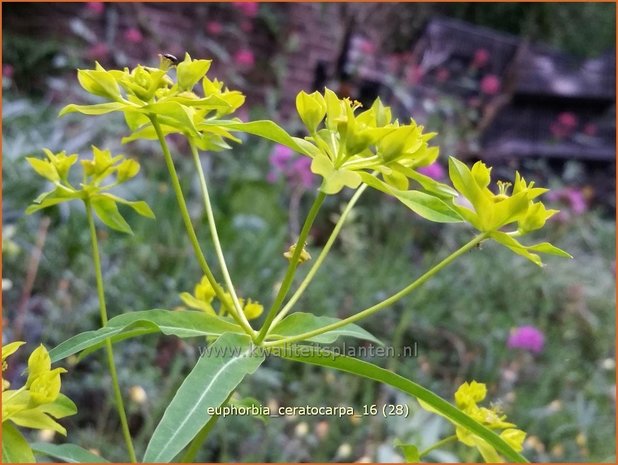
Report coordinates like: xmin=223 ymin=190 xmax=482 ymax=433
xmin=234 ymin=49 xmax=255 ymax=68
xmin=3 ymin=64 xmax=14 ymax=78
xmin=233 ymin=2 xmax=259 ymax=18
xmin=86 ymin=2 xmax=104 ymax=15
xmin=583 ymin=123 xmax=598 ymax=136
xmin=124 ymin=28 xmax=143 ymax=44
xmin=507 ymin=326 xmax=545 ymax=354
xmin=436 ymin=67 xmax=450 ymax=83
xmin=472 ymin=48 xmax=490 ymax=68
xmin=87 ymin=42 xmax=109 ymax=61
xmin=358 ymin=38 xmax=376 ymax=55
xmin=268 ymin=145 xmax=314 ymax=189
xmin=269 ymin=144 xmax=294 ymax=170
xmin=547 ymin=187 xmax=587 ymax=215
xmin=480 ymin=74 xmax=501 ymax=95
xmin=417 ymin=162 xmax=445 ymax=180
xmin=557 ymin=112 xmax=578 ymax=129
xmin=565 ymin=188 xmax=587 ymax=215
xmin=206 ymin=21 xmax=223 ymax=35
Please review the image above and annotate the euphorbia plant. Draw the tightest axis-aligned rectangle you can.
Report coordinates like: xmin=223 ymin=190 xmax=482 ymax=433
xmin=16 ymin=53 xmax=571 ymax=463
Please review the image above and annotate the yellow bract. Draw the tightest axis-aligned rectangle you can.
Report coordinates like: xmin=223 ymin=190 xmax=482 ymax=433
xmin=2 ymin=343 xmax=76 ymax=436
xmin=448 ymin=157 xmax=572 ymax=266
xmin=180 ymin=276 xmax=263 ymax=320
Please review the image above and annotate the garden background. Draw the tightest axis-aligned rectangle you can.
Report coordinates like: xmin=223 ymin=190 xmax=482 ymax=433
xmin=2 ymin=2 xmax=616 ymax=462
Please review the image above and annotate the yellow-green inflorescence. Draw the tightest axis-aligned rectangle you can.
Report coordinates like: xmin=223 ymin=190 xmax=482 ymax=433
xmin=448 ymin=158 xmax=572 ymax=266
xmin=180 ymin=276 xmax=264 ymax=321
xmin=60 ymin=53 xmax=245 ymax=152
xmin=26 ymin=146 xmax=154 ymax=235
xmin=421 ymin=380 xmax=526 ymax=462
xmin=2 ymin=342 xmax=77 ymax=436
xmin=296 ymin=88 xmax=443 ymax=194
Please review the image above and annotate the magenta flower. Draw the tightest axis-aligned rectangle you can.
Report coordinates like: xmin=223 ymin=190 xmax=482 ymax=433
xmin=358 ymin=38 xmax=377 ymax=55
xmin=269 ymin=144 xmax=294 ymax=170
xmin=480 ymin=74 xmax=501 ymax=95
xmin=234 ymin=49 xmax=255 ymax=68
xmin=86 ymin=2 xmax=104 ymax=15
xmin=565 ymin=188 xmax=587 ymax=215
xmin=206 ymin=21 xmax=223 ymax=35
xmin=124 ymin=28 xmax=143 ymax=44
xmin=557 ymin=112 xmax=578 ymax=129
xmin=507 ymin=326 xmax=545 ymax=354
xmin=417 ymin=162 xmax=445 ymax=180
xmin=233 ymin=2 xmax=259 ymax=17
xmin=472 ymin=48 xmax=490 ymax=68
xmin=3 ymin=64 xmax=14 ymax=78
xmin=268 ymin=145 xmax=314 ymax=189
xmin=546 ymin=187 xmax=587 ymax=215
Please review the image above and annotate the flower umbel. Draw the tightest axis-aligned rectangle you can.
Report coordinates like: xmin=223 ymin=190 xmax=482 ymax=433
xmin=26 ymin=147 xmax=155 ymax=235
xmin=60 ymin=53 xmax=246 ymax=152
xmin=448 ymin=157 xmax=572 ymax=266
xmin=420 ymin=380 xmax=526 ymax=462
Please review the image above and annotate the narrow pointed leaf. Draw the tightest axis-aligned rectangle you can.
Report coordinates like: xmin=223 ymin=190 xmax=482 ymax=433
xmin=100 ymin=193 xmax=155 ymax=219
xmin=269 ymin=312 xmax=382 ymax=345
xmin=208 ymin=120 xmax=319 ymax=157
xmin=49 ymin=309 xmax=244 ymax=363
xmin=143 ymin=333 xmax=264 ymax=462
xmin=59 ymin=102 xmax=128 ymax=117
xmin=31 ymin=442 xmax=110 ymax=463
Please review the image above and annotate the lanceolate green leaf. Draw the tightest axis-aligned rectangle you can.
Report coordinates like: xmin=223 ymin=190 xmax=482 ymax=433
xmin=208 ymin=120 xmax=318 ymax=157
xmin=31 ymin=442 xmax=110 ymax=463
xmin=269 ymin=312 xmax=382 ymax=345
xmin=281 ymin=348 xmax=528 ymax=463
xmin=49 ymin=309 xmax=244 ymax=363
xmin=358 ymin=172 xmax=462 ymax=223
xmin=143 ymin=333 xmax=264 ymax=463
xmin=2 ymin=422 xmax=36 ymax=463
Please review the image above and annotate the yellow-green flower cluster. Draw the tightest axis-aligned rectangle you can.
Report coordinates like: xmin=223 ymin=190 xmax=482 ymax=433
xmin=449 ymin=158 xmax=572 ymax=266
xmin=60 ymin=53 xmax=245 ymax=151
xmin=2 ymin=342 xmax=76 ymax=436
xmin=26 ymin=147 xmax=154 ymax=235
xmin=180 ymin=276 xmax=263 ymax=320
xmin=453 ymin=381 xmax=526 ymax=461
xmin=296 ymin=88 xmax=443 ymax=194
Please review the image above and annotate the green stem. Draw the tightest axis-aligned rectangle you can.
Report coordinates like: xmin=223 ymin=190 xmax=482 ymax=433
xmin=149 ymin=116 xmax=255 ymax=339
xmin=270 ymin=184 xmax=368 ymax=328
xmin=85 ymin=201 xmax=137 ymax=463
xmin=255 ymin=191 xmax=327 ymax=344
xmin=419 ymin=434 xmax=458 ymax=458
xmin=180 ymin=393 xmax=232 ymax=462
xmin=190 ymin=144 xmax=251 ymax=330
xmin=264 ymin=233 xmax=487 ymax=347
